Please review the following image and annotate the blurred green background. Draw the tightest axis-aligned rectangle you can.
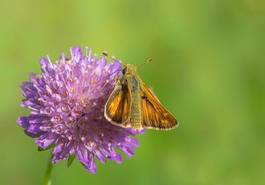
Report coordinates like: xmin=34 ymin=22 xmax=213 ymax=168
xmin=1 ymin=0 xmax=265 ymax=185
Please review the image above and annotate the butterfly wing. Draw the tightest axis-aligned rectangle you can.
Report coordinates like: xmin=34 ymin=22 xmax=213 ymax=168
xmin=104 ymin=80 xmax=132 ymax=126
xmin=141 ymin=83 xmax=178 ymax=130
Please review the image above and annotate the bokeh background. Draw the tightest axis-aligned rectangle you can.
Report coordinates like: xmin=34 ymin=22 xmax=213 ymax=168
xmin=1 ymin=0 xmax=265 ymax=185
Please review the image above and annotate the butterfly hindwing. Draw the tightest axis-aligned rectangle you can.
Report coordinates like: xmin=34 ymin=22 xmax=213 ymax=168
xmin=141 ymin=83 xmax=178 ymax=130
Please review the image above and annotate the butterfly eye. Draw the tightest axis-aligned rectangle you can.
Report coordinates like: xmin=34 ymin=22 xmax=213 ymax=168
xmin=122 ymin=67 xmax=127 ymax=75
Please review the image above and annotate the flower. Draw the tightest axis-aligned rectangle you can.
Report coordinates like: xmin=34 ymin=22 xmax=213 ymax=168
xmin=17 ymin=47 xmax=142 ymax=173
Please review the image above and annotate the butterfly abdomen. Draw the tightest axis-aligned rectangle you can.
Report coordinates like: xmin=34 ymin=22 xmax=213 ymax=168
xmin=130 ymin=93 xmax=142 ymax=128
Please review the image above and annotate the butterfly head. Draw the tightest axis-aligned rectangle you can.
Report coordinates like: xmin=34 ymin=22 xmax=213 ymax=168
xmin=122 ymin=64 xmax=137 ymax=76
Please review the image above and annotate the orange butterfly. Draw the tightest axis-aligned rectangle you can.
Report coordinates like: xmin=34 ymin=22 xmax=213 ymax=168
xmin=104 ymin=64 xmax=178 ymax=131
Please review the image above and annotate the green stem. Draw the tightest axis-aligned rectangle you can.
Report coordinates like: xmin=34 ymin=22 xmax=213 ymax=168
xmin=43 ymin=153 xmax=53 ymax=185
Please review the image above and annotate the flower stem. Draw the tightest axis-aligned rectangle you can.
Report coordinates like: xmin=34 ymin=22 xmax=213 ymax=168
xmin=43 ymin=153 xmax=53 ymax=185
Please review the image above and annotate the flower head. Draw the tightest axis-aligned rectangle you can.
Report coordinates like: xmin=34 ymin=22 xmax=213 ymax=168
xmin=17 ymin=47 xmax=142 ymax=173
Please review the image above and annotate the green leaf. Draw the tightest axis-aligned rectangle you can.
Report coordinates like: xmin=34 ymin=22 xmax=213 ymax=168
xmin=67 ymin=155 xmax=75 ymax=168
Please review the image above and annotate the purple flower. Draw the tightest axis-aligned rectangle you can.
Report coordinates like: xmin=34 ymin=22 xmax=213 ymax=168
xmin=17 ymin=47 xmax=142 ymax=173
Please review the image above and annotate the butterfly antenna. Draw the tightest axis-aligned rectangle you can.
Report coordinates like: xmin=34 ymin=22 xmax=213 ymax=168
xmin=137 ymin=57 xmax=153 ymax=69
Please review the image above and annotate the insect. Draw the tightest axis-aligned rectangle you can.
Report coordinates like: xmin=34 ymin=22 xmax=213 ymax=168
xmin=104 ymin=64 xmax=178 ymax=131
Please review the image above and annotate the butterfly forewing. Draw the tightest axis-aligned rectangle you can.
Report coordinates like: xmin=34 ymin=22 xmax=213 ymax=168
xmin=141 ymin=83 xmax=178 ymax=130
xmin=104 ymin=81 xmax=132 ymax=125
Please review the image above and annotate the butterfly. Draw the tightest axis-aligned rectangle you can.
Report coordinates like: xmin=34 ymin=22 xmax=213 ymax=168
xmin=104 ymin=64 xmax=178 ymax=131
